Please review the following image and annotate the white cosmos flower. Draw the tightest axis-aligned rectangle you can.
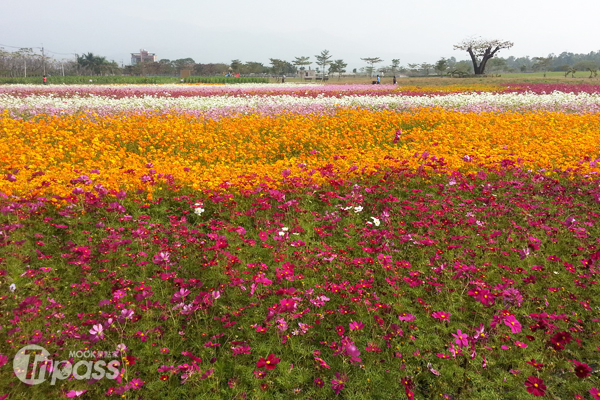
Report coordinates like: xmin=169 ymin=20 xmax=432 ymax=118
xmin=193 ymin=203 xmax=205 ymax=215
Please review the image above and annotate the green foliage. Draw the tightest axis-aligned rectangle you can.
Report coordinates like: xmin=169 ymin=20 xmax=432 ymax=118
xmin=183 ymin=76 xmax=269 ymax=84
xmin=0 ymin=75 xmax=269 ymax=85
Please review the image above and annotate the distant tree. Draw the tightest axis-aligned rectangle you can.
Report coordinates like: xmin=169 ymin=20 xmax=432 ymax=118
xmin=433 ymin=58 xmax=448 ymax=76
xmin=390 ymin=59 xmax=401 ymax=75
xmin=269 ymin=58 xmax=285 ymax=75
xmin=269 ymin=59 xmax=295 ymax=76
xmin=573 ymin=60 xmax=600 ymax=72
xmin=329 ymin=59 xmax=347 ymax=79
xmin=420 ymin=62 xmax=433 ymax=76
xmin=315 ymin=50 xmax=332 ymax=79
xmin=407 ymin=63 xmax=419 ymax=75
xmin=293 ymin=56 xmax=311 ymax=71
xmin=453 ymin=37 xmax=514 ymax=75
xmin=243 ymin=61 xmax=269 ymax=74
xmin=194 ymin=63 xmax=228 ymax=76
xmin=172 ymin=58 xmax=196 ymax=73
xmin=533 ymin=56 xmax=553 ymax=76
xmin=487 ymin=57 xmax=507 ymax=73
xmin=448 ymin=60 xmax=473 ymax=77
xmin=230 ymin=59 xmax=243 ymax=73
xmin=76 ymin=52 xmax=111 ymax=75
xmin=360 ymin=57 xmax=383 ymax=77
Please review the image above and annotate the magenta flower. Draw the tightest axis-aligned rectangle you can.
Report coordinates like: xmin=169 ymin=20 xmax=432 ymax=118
xmin=152 ymin=252 xmax=170 ymax=264
xmin=349 ymin=320 xmax=364 ymax=331
xmin=253 ymin=370 xmax=267 ymax=379
xmin=431 ymin=311 xmax=451 ymax=322
xmin=590 ymin=387 xmax=600 ymax=400
xmin=127 ymin=378 xmax=144 ymax=390
xmin=231 ymin=345 xmax=251 ymax=356
xmin=503 ymin=315 xmax=522 ymax=333
xmin=331 ymin=372 xmax=348 ymax=395
xmin=398 ymin=313 xmax=416 ymax=321
xmin=65 ymin=390 xmax=86 ymax=398
xmin=452 ymin=329 xmax=469 ymax=348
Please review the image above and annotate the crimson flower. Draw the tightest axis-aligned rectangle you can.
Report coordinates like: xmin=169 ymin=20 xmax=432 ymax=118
xmin=525 ymin=376 xmax=546 ymax=396
xmin=572 ymin=359 xmax=592 ymax=378
xmin=526 ymin=359 xmax=544 ymax=371
xmin=548 ymin=331 xmax=572 ymax=351
xmin=256 ymin=354 xmax=280 ymax=370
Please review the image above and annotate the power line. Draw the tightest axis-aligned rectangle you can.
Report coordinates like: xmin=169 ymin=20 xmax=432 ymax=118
xmin=0 ymin=43 xmax=75 ymax=56
xmin=0 ymin=43 xmax=39 ymax=50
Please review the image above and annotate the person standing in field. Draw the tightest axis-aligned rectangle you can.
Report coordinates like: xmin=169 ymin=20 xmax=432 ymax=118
xmin=376 ymin=75 xmax=381 ymax=84
xmin=43 ymin=75 xmax=47 ymax=85
xmin=393 ymin=75 xmax=397 ymax=84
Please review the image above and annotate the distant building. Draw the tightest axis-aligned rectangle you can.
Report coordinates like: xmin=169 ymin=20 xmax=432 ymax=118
xmin=298 ymin=69 xmax=317 ymax=80
xmin=131 ymin=49 xmax=156 ymax=65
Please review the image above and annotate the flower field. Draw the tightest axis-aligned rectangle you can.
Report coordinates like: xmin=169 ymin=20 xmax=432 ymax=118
xmin=0 ymin=83 xmax=599 ymax=399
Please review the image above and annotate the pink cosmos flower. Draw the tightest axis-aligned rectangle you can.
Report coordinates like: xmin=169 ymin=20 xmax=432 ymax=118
xmin=349 ymin=320 xmax=364 ymax=331
xmin=452 ymin=329 xmax=469 ymax=348
xmin=89 ymin=324 xmax=104 ymax=340
xmin=314 ymin=357 xmax=330 ymax=369
xmin=503 ymin=315 xmax=522 ymax=333
xmin=398 ymin=313 xmax=416 ymax=321
xmin=65 ymin=390 xmax=87 ymax=398
xmin=432 ymin=311 xmax=451 ymax=322
xmin=331 ymin=372 xmax=348 ymax=395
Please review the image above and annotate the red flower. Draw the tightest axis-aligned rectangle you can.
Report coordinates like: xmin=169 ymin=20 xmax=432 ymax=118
xmin=572 ymin=360 xmax=592 ymax=378
xmin=526 ymin=359 xmax=544 ymax=371
xmin=335 ymin=325 xmax=345 ymax=336
xmin=256 ymin=354 xmax=280 ymax=370
xmin=525 ymin=376 xmax=546 ymax=397
xmin=548 ymin=331 xmax=572 ymax=351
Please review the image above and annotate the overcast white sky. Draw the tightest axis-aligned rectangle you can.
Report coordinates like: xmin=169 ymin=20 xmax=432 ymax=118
xmin=1 ymin=0 xmax=598 ymax=70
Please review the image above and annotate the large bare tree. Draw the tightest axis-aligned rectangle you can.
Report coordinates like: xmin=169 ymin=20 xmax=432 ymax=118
xmin=454 ymin=37 xmax=514 ymax=75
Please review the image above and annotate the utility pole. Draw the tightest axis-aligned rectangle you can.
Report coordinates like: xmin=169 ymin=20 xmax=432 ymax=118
xmin=41 ymin=44 xmax=46 ymax=75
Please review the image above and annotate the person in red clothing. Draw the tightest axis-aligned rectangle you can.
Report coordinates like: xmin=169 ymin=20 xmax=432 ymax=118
xmin=43 ymin=75 xmax=47 ymax=85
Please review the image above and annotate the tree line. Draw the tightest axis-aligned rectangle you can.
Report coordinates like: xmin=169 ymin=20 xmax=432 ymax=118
xmin=2 ymin=39 xmax=600 ymax=78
